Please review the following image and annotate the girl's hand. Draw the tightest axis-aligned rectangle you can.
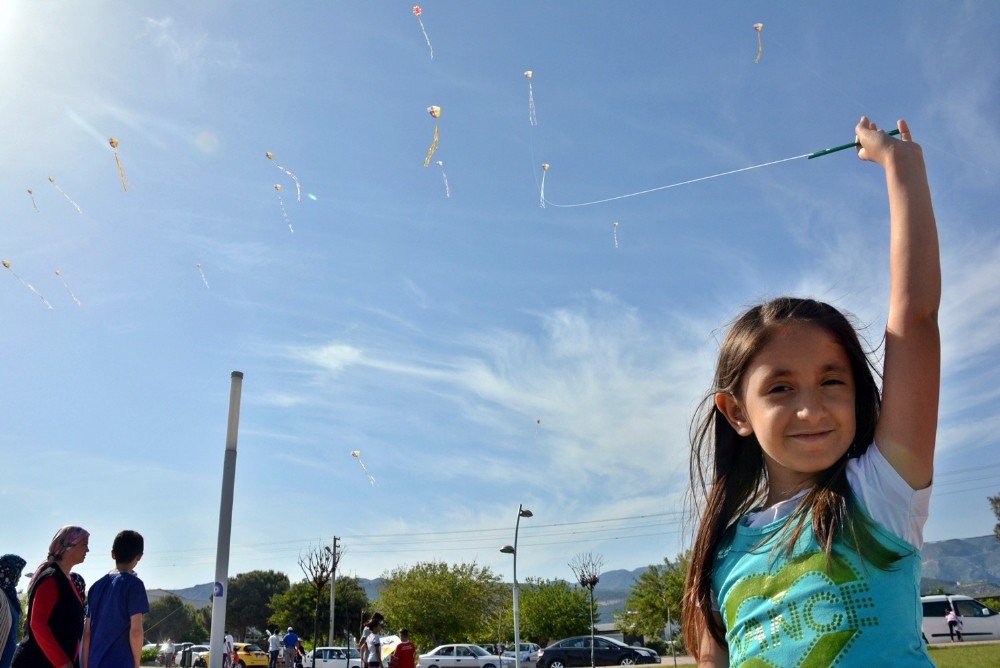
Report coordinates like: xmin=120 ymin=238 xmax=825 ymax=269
xmin=855 ymin=116 xmax=922 ymax=168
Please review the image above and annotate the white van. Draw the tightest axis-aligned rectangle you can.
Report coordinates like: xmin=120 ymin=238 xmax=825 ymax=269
xmin=921 ymin=594 xmax=1000 ymax=643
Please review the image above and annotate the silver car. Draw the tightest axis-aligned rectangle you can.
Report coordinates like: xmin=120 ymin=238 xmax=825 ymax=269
xmin=418 ymin=645 xmax=504 ymax=668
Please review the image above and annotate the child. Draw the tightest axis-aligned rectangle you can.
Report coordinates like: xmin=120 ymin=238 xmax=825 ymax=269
xmin=82 ymin=530 xmax=149 ymax=668
xmin=388 ymin=629 xmax=415 ymax=668
xmin=945 ymin=607 xmax=963 ymax=642
xmin=682 ymin=117 xmax=940 ymax=666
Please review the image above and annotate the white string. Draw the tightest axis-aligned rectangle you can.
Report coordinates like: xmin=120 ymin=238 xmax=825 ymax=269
xmin=542 ymin=153 xmax=810 ymax=208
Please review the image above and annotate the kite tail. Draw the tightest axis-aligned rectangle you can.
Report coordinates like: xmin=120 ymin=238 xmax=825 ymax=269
xmin=423 ymin=126 xmax=440 ymax=167
xmin=417 ymin=17 xmax=434 ymax=60
xmin=277 ymin=193 xmax=294 ymax=233
xmin=440 ymin=168 xmax=451 ymax=198
xmin=539 ymin=169 xmax=547 ymax=208
xmin=114 ymin=151 xmax=128 ymax=191
xmin=528 ymin=81 xmax=537 ymax=126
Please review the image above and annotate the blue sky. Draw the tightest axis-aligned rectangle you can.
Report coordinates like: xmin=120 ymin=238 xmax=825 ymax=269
xmin=2 ymin=1 xmax=998 ymax=592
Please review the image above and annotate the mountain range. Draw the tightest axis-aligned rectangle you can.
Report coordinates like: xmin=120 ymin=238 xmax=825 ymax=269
xmin=150 ymin=534 xmax=1000 ymax=622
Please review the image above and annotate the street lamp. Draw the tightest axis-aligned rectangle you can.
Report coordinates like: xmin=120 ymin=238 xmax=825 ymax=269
xmin=500 ymin=505 xmax=532 ymax=668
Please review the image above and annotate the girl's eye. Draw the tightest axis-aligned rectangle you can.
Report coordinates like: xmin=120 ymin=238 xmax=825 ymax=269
xmin=822 ymin=378 xmax=847 ymax=386
xmin=767 ymin=385 xmax=792 ymax=394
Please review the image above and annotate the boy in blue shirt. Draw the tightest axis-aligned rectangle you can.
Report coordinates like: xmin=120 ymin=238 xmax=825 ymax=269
xmin=82 ymin=530 xmax=149 ymax=668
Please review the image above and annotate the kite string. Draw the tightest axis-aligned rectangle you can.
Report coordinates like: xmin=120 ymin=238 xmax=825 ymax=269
xmin=542 ymin=152 xmax=811 ymax=208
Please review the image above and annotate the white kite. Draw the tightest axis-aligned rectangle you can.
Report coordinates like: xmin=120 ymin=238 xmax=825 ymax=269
xmin=351 ymin=450 xmax=377 ymax=486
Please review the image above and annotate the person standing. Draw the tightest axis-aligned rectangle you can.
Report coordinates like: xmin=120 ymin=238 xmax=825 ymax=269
xmin=357 ymin=614 xmax=383 ymax=666
xmin=224 ymin=633 xmax=235 ymax=668
xmin=12 ymin=526 xmax=90 ymax=668
xmin=360 ymin=620 xmax=381 ymax=668
xmin=387 ymin=630 xmax=414 ymax=668
xmin=82 ymin=530 xmax=148 ymax=668
xmin=281 ymin=628 xmax=298 ymax=668
xmin=0 ymin=555 xmax=27 ymax=668
xmin=945 ymin=607 xmax=963 ymax=642
xmin=267 ymin=631 xmax=280 ymax=668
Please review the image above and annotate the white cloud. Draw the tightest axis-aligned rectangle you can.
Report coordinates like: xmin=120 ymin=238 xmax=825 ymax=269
xmin=140 ymin=17 xmax=241 ymax=70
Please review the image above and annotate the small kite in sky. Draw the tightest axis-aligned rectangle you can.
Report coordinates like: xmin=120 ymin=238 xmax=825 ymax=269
xmin=195 ymin=263 xmax=210 ymax=289
xmin=754 ymin=23 xmax=764 ymax=63
xmin=412 ymin=6 xmax=434 ymax=60
xmin=524 ymin=71 xmax=537 ymax=126
xmin=48 ymin=177 xmax=82 ymax=214
xmin=54 ymin=269 xmax=81 ymax=306
xmin=613 ymin=220 xmax=620 ymax=249
xmin=274 ymin=184 xmax=293 ymax=233
xmin=3 ymin=260 xmax=53 ymax=309
xmin=351 ymin=450 xmax=377 ymax=486
xmin=539 ymin=163 xmax=550 ymax=208
xmin=109 ymin=137 xmax=128 ymax=191
xmin=27 ymin=188 xmax=38 ymax=212
xmin=423 ymin=106 xmax=441 ymax=167
xmin=436 ymin=160 xmax=451 ymax=198
xmin=265 ymin=152 xmax=301 ymax=202
xmin=536 ymin=418 xmax=542 ymax=433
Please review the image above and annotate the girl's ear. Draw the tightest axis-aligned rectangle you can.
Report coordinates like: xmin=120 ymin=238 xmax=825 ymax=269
xmin=715 ymin=392 xmax=753 ymax=436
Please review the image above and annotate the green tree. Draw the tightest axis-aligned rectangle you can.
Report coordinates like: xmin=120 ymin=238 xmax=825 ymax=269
xmin=376 ymin=562 xmax=506 ymax=650
xmin=990 ymin=494 xmax=1000 ymax=542
xmin=269 ymin=577 xmax=369 ymax=646
xmin=144 ymin=595 xmax=209 ymax=643
xmin=517 ymin=578 xmax=594 ymax=646
xmin=613 ymin=553 xmax=689 ymax=643
xmin=228 ymin=570 xmax=290 ymax=640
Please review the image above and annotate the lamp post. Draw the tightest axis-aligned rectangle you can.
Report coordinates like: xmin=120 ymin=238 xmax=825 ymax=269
xmin=500 ymin=504 xmax=533 ymax=668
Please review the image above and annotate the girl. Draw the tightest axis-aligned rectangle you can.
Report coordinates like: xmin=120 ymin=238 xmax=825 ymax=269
xmin=683 ymin=117 xmax=940 ymax=666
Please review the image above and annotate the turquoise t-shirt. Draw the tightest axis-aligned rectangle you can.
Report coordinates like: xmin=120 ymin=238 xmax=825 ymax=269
xmin=712 ymin=509 xmax=932 ymax=666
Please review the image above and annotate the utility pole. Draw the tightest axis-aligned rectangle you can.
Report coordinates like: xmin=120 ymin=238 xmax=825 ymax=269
xmin=328 ymin=536 xmax=339 ymax=645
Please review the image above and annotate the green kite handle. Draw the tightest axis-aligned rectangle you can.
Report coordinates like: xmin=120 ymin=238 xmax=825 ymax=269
xmin=808 ymin=128 xmax=901 ymax=159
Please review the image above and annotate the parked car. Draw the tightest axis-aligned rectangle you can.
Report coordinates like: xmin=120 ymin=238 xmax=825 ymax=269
xmin=536 ymin=636 xmax=658 ymax=668
xmin=306 ymin=646 xmax=364 ymax=668
xmin=418 ymin=644 xmax=504 ymax=668
xmin=201 ymin=642 xmax=270 ymax=668
xmin=921 ymin=594 xmax=1000 ymax=643
xmin=501 ymin=644 xmax=540 ymax=665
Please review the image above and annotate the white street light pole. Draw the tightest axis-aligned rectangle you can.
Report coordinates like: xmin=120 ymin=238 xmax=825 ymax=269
xmin=500 ymin=504 xmax=533 ymax=668
xmin=209 ymin=372 xmax=244 ymax=668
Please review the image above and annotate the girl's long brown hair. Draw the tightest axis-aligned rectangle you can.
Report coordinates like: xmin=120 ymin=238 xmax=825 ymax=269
xmin=682 ymin=298 xmax=901 ymax=656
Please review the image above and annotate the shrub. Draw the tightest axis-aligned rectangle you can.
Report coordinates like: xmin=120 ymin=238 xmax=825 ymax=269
xmin=141 ymin=647 xmax=159 ymax=664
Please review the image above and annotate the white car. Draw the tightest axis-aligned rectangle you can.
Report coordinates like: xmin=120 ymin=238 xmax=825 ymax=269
xmin=501 ymin=644 xmax=539 ymax=665
xmin=921 ymin=594 xmax=1000 ymax=643
xmin=418 ymin=645 xmax=504 ymax=668
xmin=306 ymin=646 xmax=364 ymax=668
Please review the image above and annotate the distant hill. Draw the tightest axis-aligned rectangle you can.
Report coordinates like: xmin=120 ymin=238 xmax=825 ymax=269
xmin=158 ymin=535 xmax=1000 ymax=622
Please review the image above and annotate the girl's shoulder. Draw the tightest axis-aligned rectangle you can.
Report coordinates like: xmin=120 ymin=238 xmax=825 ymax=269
xmin=846 ymin=443 xmax=931 ymax=549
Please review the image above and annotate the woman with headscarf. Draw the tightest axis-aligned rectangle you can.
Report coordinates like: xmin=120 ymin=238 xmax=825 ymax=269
xmin=0 ymin=554 xmax=27 ymax=668
xmin=11 ymin=526 xmax=89 ymax=668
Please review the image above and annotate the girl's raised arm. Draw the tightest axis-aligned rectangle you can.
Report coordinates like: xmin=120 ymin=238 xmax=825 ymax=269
xmin=857 ymin=117 xmax=941 ymax=489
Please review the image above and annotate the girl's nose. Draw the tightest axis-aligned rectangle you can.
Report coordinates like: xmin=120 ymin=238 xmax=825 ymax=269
xmin=795 ymin=391 xmax=826 ymax=420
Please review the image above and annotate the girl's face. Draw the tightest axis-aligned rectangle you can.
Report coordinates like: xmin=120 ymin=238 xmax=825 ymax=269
xmin=717 ymin=322 xmax=857 ymax=502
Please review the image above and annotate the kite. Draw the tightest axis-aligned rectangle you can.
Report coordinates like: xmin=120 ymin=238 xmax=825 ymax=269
xmin=613 ymin=221 xmax=620 ymax=249
xmin=351 ymin=450 xmax=377 ymax=486
xmin=48 ymin=177 xmax=82 ymax=214
xmin=539 ymin=129 xmax=901 ymax=208
xmin=109 ymin=137 xmax=128 ymax=191
xmin=754 ymin=23 xmax=764 ymax=64
xmin=423 ymin=106 xmax=441 ymax=167
xmin=539 ymin=163 xmax=550 ymax=208
xmin=195 ymin=263 xmax=210 ymax=289
xmin=524 ymin=71 xmax=537 ymax=126
xmin=27 ymin=189 xmax=38 ymax=212
xmin=436 ymin=160 xmax=451 ymax=198
xmin=3 ymin=260 xmax=53 ymax=309
xmin=412 ymin=6 xmax=434 ymax=60
xmin=265 ymin=152 xmax=302 ymax=202
xmin=536 ymin=418 xmax=542 ymax=433
xmin=274 ymin=184 xmax=294 ymax=233
xmin=54 ymin=269 xmax=81 ymax=306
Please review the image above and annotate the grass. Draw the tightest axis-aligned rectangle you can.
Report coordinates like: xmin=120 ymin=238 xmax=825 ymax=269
xmin=928 ymin=642 xmax=1000 ymax=667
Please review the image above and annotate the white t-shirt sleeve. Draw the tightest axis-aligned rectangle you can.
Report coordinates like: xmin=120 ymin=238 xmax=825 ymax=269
xmin=846 ymin=442 xmax=932 ymax=548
